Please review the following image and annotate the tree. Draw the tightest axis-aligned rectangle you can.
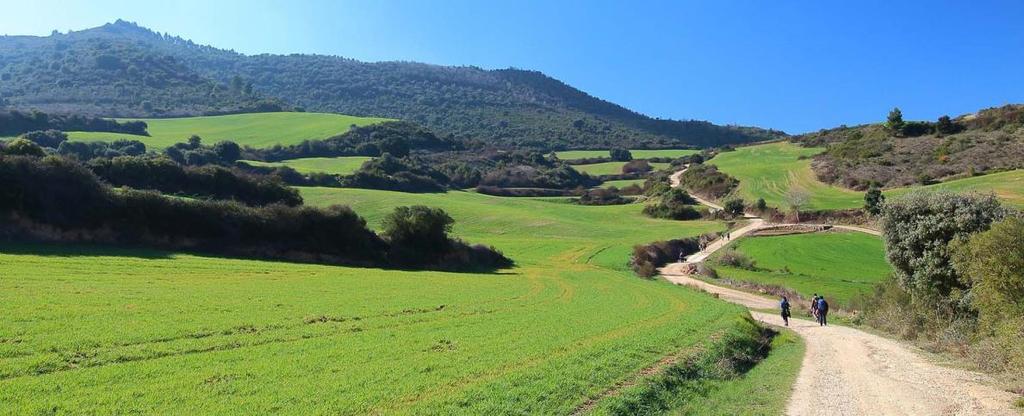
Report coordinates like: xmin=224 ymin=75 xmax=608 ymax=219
xmin=21 ymin=130 xmax=68 ymax=148
xmin=864 ymin=186 xmax=885 ymax=215
xmin=1 ymin=138 xmax=46 ymax=157
xmin=784 ymin=188 xmax=809 ymax=222
xmin=755 ymin=198 xmax=767 ymax=213
xmin=886 ymin=107 xmax=905 ymax=134
xmin=213 ymin=141 xmax=241 ymax=163
xmin=880 ymin=191 xmax=1005 ymax=303
xmin=935 ymin=115 xmax=961 ymax=135
xmin=187 ymin=135 xmax=203 ymax=149
xmin=609 ymin=148 xmax=632 ymax=161
xmin=381 ymin=206 xmax=455 ymax=258
xmin=723 ymin=199 xmax=745 ymax=217
xmin=952 ymin=217 xmax=1024 ymax=368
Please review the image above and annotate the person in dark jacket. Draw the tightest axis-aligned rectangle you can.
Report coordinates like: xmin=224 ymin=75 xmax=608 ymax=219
xmin=780 ymin=296 xmax=791 ymax=326
xmin=817 ymin=296 xmax=829 ymax=326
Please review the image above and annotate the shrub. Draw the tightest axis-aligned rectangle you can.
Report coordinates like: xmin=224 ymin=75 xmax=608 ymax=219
xmin=716 ymin=249 xmax=757 ymax=270
xmin=576 ymin=187 xmax=630 ymax=205
xmin=630 ymin=238 xmax=700 ymax=278
xmin=723 ymin=199 xmax=745 ymax=217
xmin=609 ymin=148 xmax=633 ymax=161
xmin=1 ymin=138 xmax=46 ymax=157
xmin=643 ymin=188 xmax=702 ymax=220
xmin=21 ymin=130 xmax=68 ymax=148
xmin=952 ymin=217 xmax=1024 ymax=369
xmin=674 ymin=163 xmax=738 ymax=199
xmin=620 ymin=159 xmax=652 ymax=174
xmin=881 ymin=191 xmax=1005 ymax=303
xmin=864 ymin=186 xmax=885 ymax=215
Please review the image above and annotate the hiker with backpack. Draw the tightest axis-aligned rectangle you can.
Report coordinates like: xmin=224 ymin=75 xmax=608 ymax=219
xmin=810 ymin=293 xmax=820 ymax=321
xmin=780 ymin=296 xmax=791 ymax=326
xmin=817 ymin=296 xmax=829 ymax=326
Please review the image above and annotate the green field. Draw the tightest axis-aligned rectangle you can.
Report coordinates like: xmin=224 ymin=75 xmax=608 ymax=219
xmin=573 ymin=161 xmax=671 ymax=176
xmin=67 ymin=112 xmax=391 ymax=149
xmin=601 ymin=178 xmax=645 ymax=188
xmin=710 ymin=231 xmax=891 ymax=307
xmin=708 ymin=142 xmax=863 ymax=210
xmin=0 ymin=187 xmax=803 ymax=413
xmin=556 ymin=149 xmax=699 ymax=160
xmin=240 ymin=156 xmax=372 ymax=175
xmin=709 ymin=142 xmax=1024 ymax=210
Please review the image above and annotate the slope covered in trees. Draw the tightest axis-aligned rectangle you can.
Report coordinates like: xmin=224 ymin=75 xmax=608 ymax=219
xmin=0 ymin=20 xmax=783 ymax=149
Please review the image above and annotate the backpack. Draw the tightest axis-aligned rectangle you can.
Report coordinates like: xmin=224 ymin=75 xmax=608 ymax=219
xmin=818 ymin=298 xmax=828 ymax=312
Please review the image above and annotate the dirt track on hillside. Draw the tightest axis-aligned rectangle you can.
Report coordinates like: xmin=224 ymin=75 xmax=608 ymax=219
xmin=661 ymin=168 xmax=1019 ymax=415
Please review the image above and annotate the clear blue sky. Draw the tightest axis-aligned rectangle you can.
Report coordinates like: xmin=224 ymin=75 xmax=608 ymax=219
xmin=3 ymin=0 xmax=1023 ymax=133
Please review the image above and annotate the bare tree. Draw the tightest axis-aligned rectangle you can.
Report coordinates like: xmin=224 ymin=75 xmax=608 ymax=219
xmin=785 ymin=188 xmax=810 ymax=222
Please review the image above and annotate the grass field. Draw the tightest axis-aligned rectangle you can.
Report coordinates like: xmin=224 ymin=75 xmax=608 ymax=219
xmin=709 ymin=142 xmax=1024 ymax=210
xmin=240 ymin=156 xmax=372 ymax=175
xmin=66 ymin=112 xmax=390 ymax=149
xmin=709 ymin=231 xmax=891 ymax=307
xmin=601 ymin=178 xmax=645 ymax=188
xmin=709 ymin=142 xmax=862 ymax=210
xmin=573 ymin=161 xmax=671 ymax=176
xmin=0 ymin=188 xmax=802 ymax=413
xmin=556 ymin=149 xmax=699 ymax=160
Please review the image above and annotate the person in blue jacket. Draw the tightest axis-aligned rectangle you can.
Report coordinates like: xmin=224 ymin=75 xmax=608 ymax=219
xmin=780 ymin=296 xmax=791 ymax=326
xmin=817 ymin=296 xmax=829 ymax=326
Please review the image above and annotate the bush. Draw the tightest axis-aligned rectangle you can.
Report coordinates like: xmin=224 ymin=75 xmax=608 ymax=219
xmin=643 ymin=188 xmax=702 ymax=220
xmin=723 ymin=199 xmax=745 ymax=217
xmin=952 ymin=217 xmax=1024 ymax=370
xmin=674 ymin=163 xmax=738 ymax=199
xmin=621 ymin=159 xmax=652 ymax=174
xmin=609 ymin=148 xmax=632 ymax=161
xmin=576 ymin=187 xmax=630 ymax=205
xmin=881 ymin=191 xmax=1005 ymax=303
xmin=716 ymin=249 xmax=756 ymax=270
xmin=1 ymin=138 xmax=46 ymax=157
xmin=21 ymin=130 xmax=68 ymax=148
xmin=631 ymin=238 xmax=700 ymax=277
xmin=382 ymin=205 xmax=512 ymax=270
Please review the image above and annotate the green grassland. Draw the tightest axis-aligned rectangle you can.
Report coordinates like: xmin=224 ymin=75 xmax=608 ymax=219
xmin=556 ymin=149 xmax=699 ymax=160
xmin=709 ymin=142 xmax=863 ymax=210
xmin=601 ymin=178 xmax=645 ymax=188
xmin=709 ymin=231 xmax=891 ymax=307
xmin=0 ymin=188 xmax=801 ymax=413
xmin=240 ymin=156 xmax=372 ymax=175
xmin=573 ymin=161 xmax=671 ymax=176
xmin=67 ymin=112 xmax=391 ymax=149
xmin=710 ymin=142 xmax=1024 ymax=210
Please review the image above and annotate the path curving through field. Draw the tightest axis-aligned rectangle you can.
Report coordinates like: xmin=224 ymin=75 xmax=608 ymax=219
xmin=661 ymin=168 xmax=1019 ymax=415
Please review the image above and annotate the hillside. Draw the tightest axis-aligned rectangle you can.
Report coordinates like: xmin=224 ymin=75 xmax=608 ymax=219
xmin=0 ymin=20 xmax=784 ymax=149
xmin=795 ymin=104 xmax=1024 ymax=189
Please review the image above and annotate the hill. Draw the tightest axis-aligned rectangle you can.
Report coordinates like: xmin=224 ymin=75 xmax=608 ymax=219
xmin=0 ymin=20 xmax=784 ymax=149
xmin=795 ymin=104 xmax=1024 ymax=189
xmin=67 ymin=112 xmax=390 ymax=149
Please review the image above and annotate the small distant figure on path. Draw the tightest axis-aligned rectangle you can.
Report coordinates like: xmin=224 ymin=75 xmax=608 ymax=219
xmin=810 ymin=293 xmax=820 ymax=320
xmin=780 ymin=296 xmax=791 ymax=326
xmin=817 ymin=296 xmax=829 ymax=326
xmin=727 ymin=232 xmax=731 ymax=240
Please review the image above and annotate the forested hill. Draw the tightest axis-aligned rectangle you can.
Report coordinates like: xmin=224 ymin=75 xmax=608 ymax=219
xmin=0 ymin=20 xmax=784 ymax=149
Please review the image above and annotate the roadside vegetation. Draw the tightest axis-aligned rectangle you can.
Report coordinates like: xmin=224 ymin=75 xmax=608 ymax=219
xmin=708 ymin=232 xmax=891 ymax=308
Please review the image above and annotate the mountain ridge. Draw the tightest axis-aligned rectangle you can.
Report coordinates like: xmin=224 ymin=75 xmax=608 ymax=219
xmin=0 ymin=20 xmax=785 ymax=149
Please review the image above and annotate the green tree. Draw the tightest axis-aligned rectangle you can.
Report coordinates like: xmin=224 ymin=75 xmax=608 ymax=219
xmin=754 ymin=198 xmax=767 ymax=212
xmin=1 ymin=138 xmax=46 ymax=157
xmin=952 ymin=217 xmax=1024 ymax=368
xmin=880 ymin=191 xmax=1005 ymax=303
xmin=886 ymin=107 xmax=905 ymax=133
xmin=381 ymin=206 xmax=455 ymax=253
xmin=609 ymin=148 xmax=632 ymax=161
xmin=935 ymin=115 xmax=961 ymax=135
xmin=213 ymin=141 xmax=241 ymax=163
xmin=864 ymin=186 xmax=885 ymax=215
xmin=723 ymin=199 xmax=745 ymax=217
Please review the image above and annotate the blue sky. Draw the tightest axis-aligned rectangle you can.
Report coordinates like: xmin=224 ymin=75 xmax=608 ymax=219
xmin=2 ymin=0 xmax=1023 ymax=133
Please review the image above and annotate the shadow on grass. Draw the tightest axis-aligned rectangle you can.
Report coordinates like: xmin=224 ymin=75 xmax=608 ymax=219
xmin=0 ymin=241 xmax=518 ymax=275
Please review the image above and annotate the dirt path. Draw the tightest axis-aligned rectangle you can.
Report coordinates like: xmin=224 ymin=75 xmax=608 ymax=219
xmin=660 ymin=169 xmax=1020 ymax=415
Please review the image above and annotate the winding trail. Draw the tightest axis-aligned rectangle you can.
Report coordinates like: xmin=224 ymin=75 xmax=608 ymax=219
xmin=659 ymin=168 xmax=1019 ymax=415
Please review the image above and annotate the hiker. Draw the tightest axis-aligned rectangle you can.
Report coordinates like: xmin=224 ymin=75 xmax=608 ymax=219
xmin=727 ymin=232 xmax=731 ymax=240
xmin=810 ymin=294 xmax=820 ymax=320
xmin=817 ymin=296 xmax=829 ymax=326
xmin=780 ymin=296 xmax=791 ymax=326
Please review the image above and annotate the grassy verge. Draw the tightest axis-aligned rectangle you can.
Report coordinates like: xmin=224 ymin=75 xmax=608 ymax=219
xmin=556 ymin=149 xmax=699 ymax=160
xmin=574 ymin=161 xmax=671 ymax=176
xmin=589 ymin=315 xmax=803 ymax=415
